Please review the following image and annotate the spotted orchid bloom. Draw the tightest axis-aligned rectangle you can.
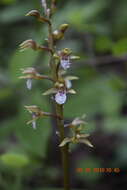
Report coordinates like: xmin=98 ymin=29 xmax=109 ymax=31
xmin=54 ymin=76 xmax=78 ymax=104
xmin=19 ymin=67 xmax=37 ymax=90
xmin=25 ymin=105 xmax=46 ymax=129
xmin=57 ymin=48 xmax=80 ymax=70
xmin=59 ymin=115 xmax=93 ymax=148
xmin=43 ymin=77 xmax=77 ymax=105
xmin=55 ymin=90 xmax=67 ymax=105
xmin=60 ymin=57 xmax=71 ymax=70
xmin=24 ymin=106 xmax=41 ymax=129
xmin=58 ymin=48 xmax=72 ymax=70
xmin=19 ymin=67 xmax=52 ymax=90
xmin=25 ymin=105 xmax=61 ymax=129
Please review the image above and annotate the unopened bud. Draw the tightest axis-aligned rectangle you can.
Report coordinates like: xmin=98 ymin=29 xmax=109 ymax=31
xmin=59 ymin=24 xmax=69 ymax=33
xmin=19 ymin=39 xmax=37 ymax=51
xmin=62 ymin=48 xmax=72 ymax=56
xmin=26 ymin=9 xmax=50 ymax=24
xmin=26 ymin=10 xmax=40 ymax=18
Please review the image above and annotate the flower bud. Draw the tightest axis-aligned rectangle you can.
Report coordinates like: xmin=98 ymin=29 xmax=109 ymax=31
xmin=59 ymin=24 xmax=69 ymax=33
xmin=26 ymin=10 xmax=40 ymax=18
xmin=19 ymin=39 xmax=37 ymax=51
xmin=61 ymin=48 xmax=72 ymax=56
xmin=52 ymin=24 xmax=69 ymax=41
xmin=53 ymin=30 xmax=64 ymax=41
xmin=26 ymin=9 xmax=50 ymax=24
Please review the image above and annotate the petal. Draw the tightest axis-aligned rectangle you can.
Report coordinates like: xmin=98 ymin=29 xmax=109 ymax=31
xmin=72 ymin=117 xmax=85 ymax=126
xmin=43 ymin=88 xmax=57 ymax=95
xmin=78 ymin=139 xmax=93 ymax=148
xmin=59 ymin=137 xmax=71 ymax=147
xmin=31 ymin=113 xmax=37 ymax=129
xmin=67 ymin=89 xmax=76 ymax=94
xmin=55 ymin=91 xmax=67 ymax=105
xmin=65 ymin=79 xmax=72 ymax=89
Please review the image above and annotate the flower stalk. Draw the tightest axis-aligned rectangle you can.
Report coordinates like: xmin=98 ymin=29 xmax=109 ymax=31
xmin=47 ymin=11 xmax=70 ymax=189
xmin=19 ymin=1 xmax=93 ymax=190
xmin=55 ymin=104 xmax=70 ymax=190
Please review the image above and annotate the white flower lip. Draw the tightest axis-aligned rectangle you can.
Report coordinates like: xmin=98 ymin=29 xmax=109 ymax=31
xmin=26 ymin=79 xmax=32 ymax=90
xmin=60 ymin=59 xmax=71 ymax=70
xmin=55 ymin=91 xmax=67 ymax=105
xmin=32 ymin=113 xmax=37 ymax=129
xmin=32 ymin=120 xmax=36 ymax=129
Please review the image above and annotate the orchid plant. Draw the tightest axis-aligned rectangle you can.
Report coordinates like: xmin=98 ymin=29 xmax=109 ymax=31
xmin=19 ymin=0 xmax=93 ymax=189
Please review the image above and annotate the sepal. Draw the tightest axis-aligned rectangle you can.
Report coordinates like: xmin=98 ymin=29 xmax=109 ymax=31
xmin=43 ymin=88 xmax=57 ymax=95
xmin=59 ymin=138 xmax=72 ymax=147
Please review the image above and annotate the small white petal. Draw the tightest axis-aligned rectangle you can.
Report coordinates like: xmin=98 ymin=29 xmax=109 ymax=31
xmin=26 ymin=79 xmax=32 ymax=90
xmin=65 ymin=79 xmax=72 ymax=89
xmin=55 ymin=91 xmax=67 ymax=105
xmin=60 ymin=59 xmax=71 ymax=70
xmin=32 ymin=120 xmax=36 ymax=129
xmin=53 ymin=30 xmax=59 ymax=35
xmin=32 ymin=113 xmax=37 ymax=129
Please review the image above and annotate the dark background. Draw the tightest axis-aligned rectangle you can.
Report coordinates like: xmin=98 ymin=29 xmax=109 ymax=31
xmin=0 ymin=0 xmax=127 ymax=189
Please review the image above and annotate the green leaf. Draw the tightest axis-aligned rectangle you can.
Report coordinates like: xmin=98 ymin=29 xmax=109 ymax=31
xmin=0 ymin=153 xmax=30 ymax=168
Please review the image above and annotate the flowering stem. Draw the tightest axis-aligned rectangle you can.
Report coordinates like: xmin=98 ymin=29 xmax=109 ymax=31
xmin=55 ymin=104 xmax=70 ymax=190
xmin=48 ymin=19 xmax=70 ymax=190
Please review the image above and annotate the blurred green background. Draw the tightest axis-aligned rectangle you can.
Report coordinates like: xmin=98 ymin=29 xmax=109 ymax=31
xmin=0 ymin=0 xmax=127 ymax=189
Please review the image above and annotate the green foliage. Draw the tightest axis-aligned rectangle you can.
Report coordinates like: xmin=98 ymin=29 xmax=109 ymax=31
xmin=0 ymin=0 xmax=16 ymax=5
xmin=112 ymin=38 xmax=127 ymax=55
xmin=1 ymin=153 xmax=30 ymax=168
xmin=65 ymin=73 xmax=122 ymax=117
xmin=1 ymin=0 xmax=127 ymax=189
xmin=95 ymin=36 xmax=113 ymax=53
